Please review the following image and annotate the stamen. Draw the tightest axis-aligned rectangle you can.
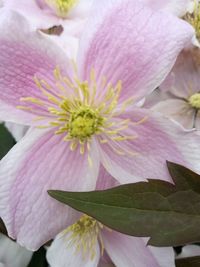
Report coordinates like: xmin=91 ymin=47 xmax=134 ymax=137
xmin=17 ymin=66 xmax=147 ymax=159
xmin=62 ymin=215 xmax=104 ymax=260
xmin=45 ymin=0 xmax=77 ymax=18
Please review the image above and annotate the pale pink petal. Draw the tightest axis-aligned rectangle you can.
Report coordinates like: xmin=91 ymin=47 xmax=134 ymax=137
xmin=5 ymin=122 xmax=29 ymax=141
xmin=78 ymin=0 xmax=193 ymax=103
xmin=95 ymin=165 xmax=118 ymax=190
xmin=3 ymin=0 xmax=59 ymax=29
xmin=160 ymin=50 xmax=200 ymax=98
xmin=102 ymin=231 xmax=175 ymax=267
xmin=0 ymin=9 xmax=71 ymax=125
xmin=152 ymin=99 xmax=195 ymax=129
xmin=177 ymin=245 xmax=200 ymax=259
xmin=0 ymin=129 xmax=100 ymax=250
xmin=0 ymin=233 xmax=32 ymax=267
xmin=143 ymin=88 xmax=171 ymax=108
xmin=47 ymin=230 xmax=100 ymax=267
xmin=141 ymin=0 xmax=194 ymax=16
xmin=99 ymin=108 xmax=200 ymax=183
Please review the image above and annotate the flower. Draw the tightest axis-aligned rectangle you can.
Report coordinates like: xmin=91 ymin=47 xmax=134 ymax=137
xmin=46 ymin=215 xmax=175 ymax=267
xmin=0 ymin=1 xmax=197 ymax=250
xmin=2 ymin=0 xmax=93 ymax=36
xmin=0 ymin=233 xmax=32 ymax=267
xmin=151 ymin=49 xmax=200 ymax=129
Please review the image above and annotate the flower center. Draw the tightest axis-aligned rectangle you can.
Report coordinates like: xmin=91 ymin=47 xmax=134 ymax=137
xmin=63 ymin=215 xmax=104 ymax=260
xmin=45 ymin=0 xmax=77 ymax=18
xmin=183 ymin=1 xmax=200 ymax=40
xmin=68 ymin=107 xmax=103 ymax=141
xmin=17 ymin=65 xmax=147 ymax=161
xmin=188 ymin=93 xmax=200 ymax=109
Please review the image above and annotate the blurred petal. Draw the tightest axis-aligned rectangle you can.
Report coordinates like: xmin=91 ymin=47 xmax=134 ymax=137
xmin=152 ymin=99 xmax=195 ymax=129
xmin=177 ymin=245 xmax=200 ymax=259
xmin=0 ymin=233 xmax=32 ymax=267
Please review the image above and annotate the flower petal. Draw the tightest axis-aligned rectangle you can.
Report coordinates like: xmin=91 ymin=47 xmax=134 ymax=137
xmin=46 ymin=230 xmax=100 ymax=267
xmin=0 ymin=233 xmax=32 ymax=267
xmin=0 ymin=9 xmax=71 ymax=125
xmin=160 ymin=50 xmax=200 ymax=98
xmin=5 ymin=122 xmax=29 ymax=141
xmin=141 ymin=0 xmax=194 ymax=16
xmin=177 ymin=245 xmax=200 ymax=259
xmin=78 ymin=0 xmax=193 ymax=103
xmin=0 ymin=128 xmax=100 ymax=250
xmin=152 ymin=99 xmax=195 ymax=129
xmin=3 ymin=0 xmax=59 ymax=29
xmin=99 ymin=108 xmax=200 ymax=183
xmin=102 ymin=231 xmax=175 ymax=267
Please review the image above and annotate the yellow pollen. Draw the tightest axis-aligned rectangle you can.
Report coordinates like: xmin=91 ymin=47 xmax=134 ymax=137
xmin=183 ymin=1 xmax=200 ymax=40
xmin=63 ymin=215 xmax=104 ymax=260
xmin=188 ymin=92 xmax=200 ymax=109
xmin=67 ymin=107 xmax=104 ymax=142
xmin=17 ymin=65 xmax=148 ymax=159
xmin=45 ymin=0 xmax=77 ymax=18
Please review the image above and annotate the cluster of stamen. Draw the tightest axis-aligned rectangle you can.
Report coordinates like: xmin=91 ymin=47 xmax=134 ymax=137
xmin=183 ymin=1 xmax=200 ymax=40
xmin=17 ymin=64 xmax=147 ymax=161
xmin=188 ymin=92 xmax=200 ymax=109
xmin=62 ymin=215 xmax=104 ymax=260
xmin=45 ymin=0 xmax=77 ymax=18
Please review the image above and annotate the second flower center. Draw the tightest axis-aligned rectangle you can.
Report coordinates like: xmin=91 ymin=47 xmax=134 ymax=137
xmin=188 ymin=93 xmax=200 ymax=109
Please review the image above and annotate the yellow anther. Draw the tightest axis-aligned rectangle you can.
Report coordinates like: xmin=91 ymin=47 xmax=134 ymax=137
xmin=45 ymin=0 xmax=77 ymax=18
xmin=183 ymin=1 xmax=200 ymax=40
xmin=63 ymin=215 xmax=103 ymax=260
xmin=188 ymin=92 xmax=200 ymax=109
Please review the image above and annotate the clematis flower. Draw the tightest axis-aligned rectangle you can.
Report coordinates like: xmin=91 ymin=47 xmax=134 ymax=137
xmin=0 ymin=233 xmax=32 ymax=267
xmin=0 ymin=0 xmax=198 ymax=251
xmin=46 ymin=215 xmax=175 ymax=267
xmin=2 ymin=0 xmax=93 ymax=37
xmin=151 ymin=49 xmax=200 ymax=129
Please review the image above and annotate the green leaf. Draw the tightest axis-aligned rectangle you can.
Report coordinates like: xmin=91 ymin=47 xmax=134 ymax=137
xmin=175 ymin=256 xmax=200 ymax=267
xmin=0 ymin=123 xmax=15 ymax=159
xmin=28 ymin=247 xmax=48 ymax=267
xmin=48 ymin=162 xmax=200 ymax=247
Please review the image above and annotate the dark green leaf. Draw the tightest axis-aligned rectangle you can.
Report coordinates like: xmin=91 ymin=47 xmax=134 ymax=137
xmin=48 ymin=162 xmax=200 ymax=247
xmin=28 ymin=247 xmax=48 ymax=267
xmin=176 ymin=256 xmax=200 ymax=267
xmin=0 ymin=218 xmax=7 ymax=235
xmin=0 ymin=123 xmax=15 ymax=159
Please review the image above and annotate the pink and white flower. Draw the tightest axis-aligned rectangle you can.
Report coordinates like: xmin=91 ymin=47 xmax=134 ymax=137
xmin=0 ymin=0 xmax=198 ymax=251
xmin=151 ymin=49 xmax=200 ymax=129
xmin=46 ymin=216 xmax=175 ymax=267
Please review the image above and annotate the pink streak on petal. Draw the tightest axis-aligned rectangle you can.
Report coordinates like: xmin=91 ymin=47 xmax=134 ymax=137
xmin=0 ymin=10 xmax=72 ymax=124
xmin=99 ymin=108 xmax=200 ymax=184
xmin=102 ymin=231 xmax=175 ymax=267
xmin=78 ymin=0 xmax=194 ymax=103
xmin=95 ymin=165 xmax=118 ymax=190
xmin=0 ymin=128 xmax=100 ymax=250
